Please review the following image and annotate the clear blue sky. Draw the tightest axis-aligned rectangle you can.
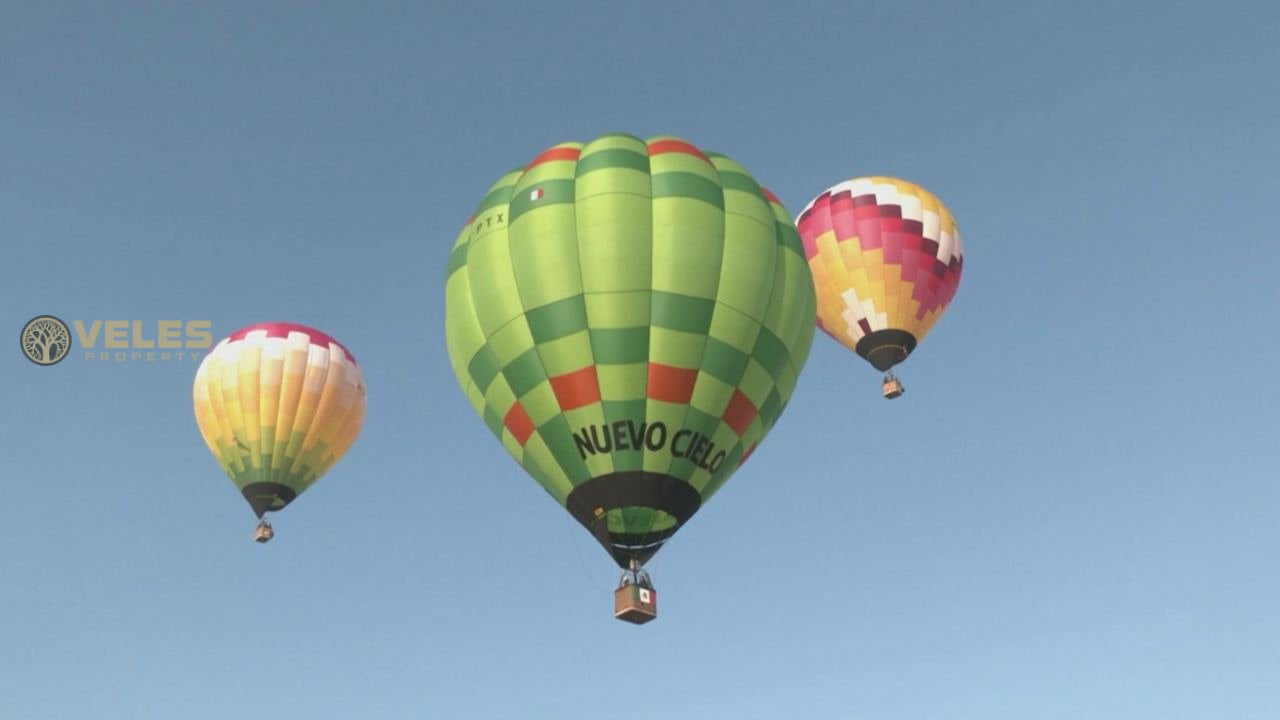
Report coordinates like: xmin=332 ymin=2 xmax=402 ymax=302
xmin=3 ymin=2 xmax=1277 ymax=718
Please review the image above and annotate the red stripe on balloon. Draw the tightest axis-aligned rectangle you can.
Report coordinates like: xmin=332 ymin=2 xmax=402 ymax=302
xmin=647 ymin=139 xmax=710 ymax=163
xmin=721 ymin=390 xmax=758 ymax=437
xmin=646 ymin=363 xmax=699 ymax=404
xmin=226 ymin=322 xmax=357 ymax=365
xmin=526 ymin=146 xmax=581 ymax=170
xmin=504 ymin=402 xmax=535 ymax=446
xmin=549 ymin=366 xmax=601 ymax=411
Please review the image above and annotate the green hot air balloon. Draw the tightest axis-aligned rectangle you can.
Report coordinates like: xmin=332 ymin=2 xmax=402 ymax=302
xmin=444 ymin=133 xmax=815 ymax=623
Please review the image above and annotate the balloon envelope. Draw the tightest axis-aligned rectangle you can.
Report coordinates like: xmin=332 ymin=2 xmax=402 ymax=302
xmin=193 ymin=322 xmax=366 ymax=517
xmin=796 ymin=177 xmax=963 ymax=372
xmin=444 ymin=133 xmax=815 ymax=567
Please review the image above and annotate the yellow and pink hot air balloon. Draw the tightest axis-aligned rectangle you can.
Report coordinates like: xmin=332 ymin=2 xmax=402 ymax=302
xmin=193 ymin=322 xmax=366 ymax=541
xmin=796 ymin=177 xmax=963 ymax=398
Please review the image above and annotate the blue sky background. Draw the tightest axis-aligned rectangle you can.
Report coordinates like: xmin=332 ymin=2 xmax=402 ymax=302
xmin=2 ymin=2 xmax=1277 ymax=718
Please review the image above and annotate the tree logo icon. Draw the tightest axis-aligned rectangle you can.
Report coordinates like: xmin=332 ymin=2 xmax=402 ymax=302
xmin=21 ymin=315 xmax=72 ymax=366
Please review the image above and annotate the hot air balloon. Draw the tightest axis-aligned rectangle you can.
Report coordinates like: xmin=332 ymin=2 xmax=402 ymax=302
xmin=444 ymin=133 xmax=815 ymax=623
xmin=193 ymin=322 xmax=366 ymax=542
xmin=796 ymin=177 xmax=963 ymax=398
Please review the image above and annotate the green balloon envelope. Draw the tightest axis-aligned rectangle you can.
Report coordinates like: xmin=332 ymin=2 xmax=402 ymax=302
xmin=444 ymin=133 xmax=815 ymax=568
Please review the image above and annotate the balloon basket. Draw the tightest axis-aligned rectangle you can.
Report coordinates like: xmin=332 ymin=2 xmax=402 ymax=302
xmin=881 ymin=374 xmax=904 ymax=399
xmin=614 ymin=583 xmax=657 ymax=624
xmin=253 ymin=519 xmax=274 ymax=543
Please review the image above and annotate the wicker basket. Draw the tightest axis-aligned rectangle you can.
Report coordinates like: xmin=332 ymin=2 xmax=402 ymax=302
xmin=614 ymin=584 xmax=657 ymax=624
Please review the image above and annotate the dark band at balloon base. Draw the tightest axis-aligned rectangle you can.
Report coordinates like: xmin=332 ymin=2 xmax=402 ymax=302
xmin=241 ymin=482 xmax=298 ymax=518
xmin=565 ymin=472 xmax=702 ymax=568
xmin=855 ymin=329 xmax=918 ymax=372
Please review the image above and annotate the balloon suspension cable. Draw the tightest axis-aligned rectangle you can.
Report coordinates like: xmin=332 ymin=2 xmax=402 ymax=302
xmin=619 ymin=557 xmax=653 ymax=590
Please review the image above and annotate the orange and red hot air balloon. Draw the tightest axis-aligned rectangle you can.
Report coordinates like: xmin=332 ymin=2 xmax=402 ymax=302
xmin=796 ymin=177 xmax=963 ymax=398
